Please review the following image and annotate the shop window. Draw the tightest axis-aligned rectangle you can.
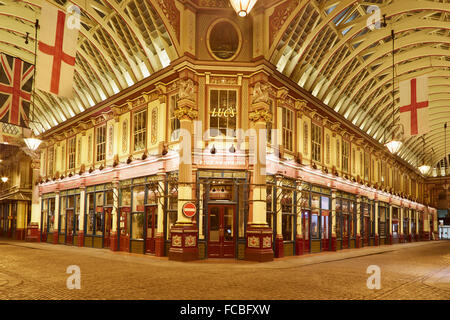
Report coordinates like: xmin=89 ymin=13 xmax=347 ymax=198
xmin=281 ymin=190 xmax=294 ymax=241
xmin=131 ymin=212 xmax=144 ymax=240
xmin=49 ymin=199 xmax=55 ymax=232
xmin=68 ymin=137 xmax=76 ymax=170
xmin=379 ymin=206 xmax=386 ymax=237
xmin=335 ymin=198 xmax=341 ymax=239
xmin=311 ymin=123 xmax=322 ymax=162
xmin=59 ymin=197 xmax=66 ymax=234
xmin=96 ymin=125 xmax=106 ymax=162
xmin=75 ymin=195 xmax=80 ymax=234
xmin=209 ymin=89 xmax=237 ymax=137
xmin=86 ymin=193 xmax=94 ymax=235
xmin=133 ymin=186 xmax=145 ymax=212
xmin=121 ymin=187 xmax=131 ymax=207
xmin=133 ymin=109 xmax=147 ymax=152
xmin=342 ymin=141 xmax=349 ymax=173
xmin=282 ymin=107 xmax=294 ymax=152
xmin=166 ymin=176 xmax=178 ymax=239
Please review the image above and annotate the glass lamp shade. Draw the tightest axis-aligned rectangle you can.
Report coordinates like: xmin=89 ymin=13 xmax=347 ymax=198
xmin=229 ymin=0 xmax=258 ymax=17
xmin=418 ymin=164 xmax=431 ymax=175
xmin=24 ymin=137 xmax=42 ymax=151
xmin=385 ymin=139 xmax=402 ymax=154
xmin=1 ymin=176 xmax=8 ymax=183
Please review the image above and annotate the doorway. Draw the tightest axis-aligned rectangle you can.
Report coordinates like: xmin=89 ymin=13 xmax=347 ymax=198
xmin=145 ymin=205 xmax=158 ymax=253
xmin=208 ymin=205 xmax=235 ymax=258
xmin=118 ymin=208 xmax=130 ymax=252
xmin=66 ymin=209 xmax=74 ymax=244
xmin=103 ymin=207 xmax=112 ymax=248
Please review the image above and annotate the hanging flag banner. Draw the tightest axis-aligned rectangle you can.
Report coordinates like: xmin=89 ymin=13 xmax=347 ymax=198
xmin=36 ymin=2 xmax=79 ymax=97
xmin=0 ymin=53 xmax=34 ymax=127
xmin=399 ymin=76 xmax=429 ymax=137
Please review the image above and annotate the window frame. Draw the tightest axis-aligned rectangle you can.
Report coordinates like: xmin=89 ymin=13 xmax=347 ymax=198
xmin=311 ymin=123 xmax=322 ymax=163
xmin=95 ymin=124 xmax=107 ymax=163
xmin=132 ymin=107 xmax=147 ymax=152
xmin=208 ymin=88 xmax=239 ymax=139
xmin=282 ymin=107 xmax=294 ymax=152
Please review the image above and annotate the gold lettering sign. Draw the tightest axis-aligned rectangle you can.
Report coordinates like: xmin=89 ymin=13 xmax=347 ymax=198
xmin=211 ymin=107 xmax=236 ymax=118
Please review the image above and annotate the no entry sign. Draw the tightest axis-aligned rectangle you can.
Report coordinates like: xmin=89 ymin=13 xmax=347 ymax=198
xmin=182 ymin=202 xmax=197 ymax=218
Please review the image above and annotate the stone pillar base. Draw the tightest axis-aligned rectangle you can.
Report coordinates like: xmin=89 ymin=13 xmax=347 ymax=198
xmin=387 ymin=234 xmax=393 ymax=245
xmin=168 ymin=224 xmax=198 ymax=262
xmin=399 ymin=234 xmax=404 ymax=243
xmin=408 ymin=234 xmax=412 ymax=242
xmin=110 ymin=232 xmax=118 ymax=251
xmin=53 ymin=231 xmax=59 ymax=244
xmin=244 ymin=226 xmax=273 ymax=262
xmin=25 ymin=223 xmax=40 ymax=242
xmin=155 ymin=236 xmax=165 ymax=257
xmin=374 ymin=234 xmax=379 ymax=246
xmin=295 ymin=236 xmax=304 ymax=255
xmin=331 ymin=236 xmax=337 ymax=251
xmin=274 ymin=235 xmax=284 ymax=258
xmin=355 ymin=234 xmax=361 ymax=248
xmin=77 ymin=231 xmax=84 ymax=247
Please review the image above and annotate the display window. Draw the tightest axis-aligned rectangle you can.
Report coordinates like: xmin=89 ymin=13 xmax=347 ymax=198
xmin=85 ymin=184 xmax=114 ymax=248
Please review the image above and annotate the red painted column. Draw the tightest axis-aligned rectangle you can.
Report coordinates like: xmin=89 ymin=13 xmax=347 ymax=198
xmin=274 ymin=235 xmax=284 ymax=258
xmin=295 ymin=235 xmax=304 ymax=255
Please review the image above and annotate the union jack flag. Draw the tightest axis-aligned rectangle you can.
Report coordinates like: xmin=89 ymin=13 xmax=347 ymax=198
xmin=0 ymin=53 xmax=34 ymax=127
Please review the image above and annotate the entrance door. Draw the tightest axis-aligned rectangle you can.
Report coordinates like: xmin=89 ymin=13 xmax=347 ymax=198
xmin=302 ymin=210 xmax=310 ymax=253
xmin=103 ymin=207 xmax=112 ymax=248
xmin=392 ymin=220 xmax=399 ymax=243
xmin=363 ymin=216 xmax=370 ymax=246
xmin=118 ymin=208 xmax=130 ymax=252
xmin=208 ymin=205 xmax=235 ymax=258
xmin=66 ymin=210 xmax=74 ymax=244
xmin=145 ymin=206 xmax=157 ymax=253
xmin=321 ymin=212 xmax=329 ymax=251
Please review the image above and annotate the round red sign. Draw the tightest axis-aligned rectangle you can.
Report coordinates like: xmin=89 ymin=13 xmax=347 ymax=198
xmin=182 ymin=202 xmax=197 ymax=218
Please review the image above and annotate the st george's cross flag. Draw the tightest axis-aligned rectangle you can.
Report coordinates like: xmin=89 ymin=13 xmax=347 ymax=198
xmin=36 ymin=1 xmax=78 ymax=97
xmin=399 ymin=76 xmax=429 ymax=137
xmin=0 ymin=53 xmax=34 ymax=127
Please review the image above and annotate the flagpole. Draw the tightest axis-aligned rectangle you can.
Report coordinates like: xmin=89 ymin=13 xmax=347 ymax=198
xmin=30 ymin=19 xmax=39 ymax=133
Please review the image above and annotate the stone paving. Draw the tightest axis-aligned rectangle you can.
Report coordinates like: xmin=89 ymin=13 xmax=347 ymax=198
xmin=0 ymin=239 xmax=449 ymax=300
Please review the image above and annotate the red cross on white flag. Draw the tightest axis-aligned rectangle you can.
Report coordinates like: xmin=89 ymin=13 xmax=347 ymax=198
xmin=399 ymin=76 xmax=429 ymax=137
xmin=36 ymin=2 xmax=78 ymax=97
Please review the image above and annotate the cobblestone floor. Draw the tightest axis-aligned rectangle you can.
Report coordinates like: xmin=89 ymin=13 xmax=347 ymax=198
xmin=0 ymin=239 xmax=449 ymax=300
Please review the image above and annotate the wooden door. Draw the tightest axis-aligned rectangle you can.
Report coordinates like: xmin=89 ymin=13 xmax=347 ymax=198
xmin=145 ymin=206 xmax=157 ymax=253
xmin=208 ymin=205 xmax=235 ymax=258
xmin=118 ymin=208 xmax=130 ymax=252
xmin=66 ymin=210 xmax=74 ymax=244
xmin=302 ymin=210 xmax=310 ymax=253
xmin=103 ymin=207 xmax=112 ymax=248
